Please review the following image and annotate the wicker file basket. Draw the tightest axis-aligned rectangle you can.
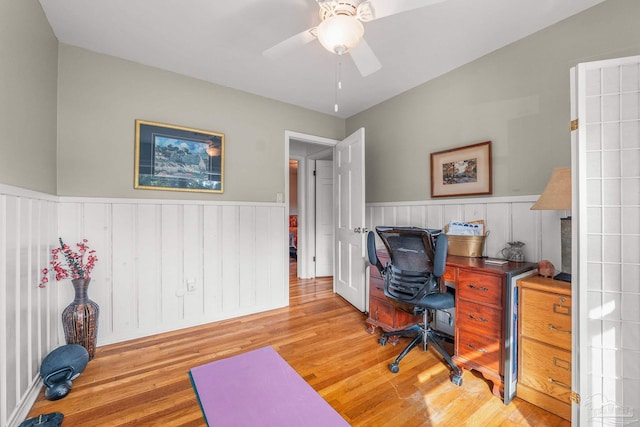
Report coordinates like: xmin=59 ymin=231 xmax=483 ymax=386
xmin=445 ymin=220 xmax=487 ymax=258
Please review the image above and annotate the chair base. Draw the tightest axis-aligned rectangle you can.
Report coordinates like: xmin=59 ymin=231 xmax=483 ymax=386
xmin=379 ymin=310 xmax=463 ymax=386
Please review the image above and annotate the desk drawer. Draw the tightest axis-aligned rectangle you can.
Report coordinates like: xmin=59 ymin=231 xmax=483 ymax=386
xmin=370 ymin=276 xmax=384 ymax=299
xmin=520 ymin=288 xmax=572 ymax=351
xmin=519 ymin=337 xmax=572 ymax=403
xmin=370 ymin=265 xmax=383 ymax=280
xmin=456 ymin=299 xmax=502 ymax=338
xmin=443 ymin=267 xmax=456 ymax=286
xmin=368 ymin=297 xmax=394 ymax=326
xmin=458 ymin=270 xmax=502 ymax=306
xmin=456 ymin=329 xmax=501 ymax=373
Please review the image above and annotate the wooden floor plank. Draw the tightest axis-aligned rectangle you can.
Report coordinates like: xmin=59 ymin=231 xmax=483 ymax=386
xmin=26 ymin=264 xmax=569 ymax=426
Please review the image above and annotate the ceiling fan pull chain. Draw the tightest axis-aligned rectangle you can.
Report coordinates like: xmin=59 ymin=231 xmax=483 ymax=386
xmin=334 ymin=57 xmax=342 ymax=113
xmin=337 ymin=57 xmax=342 ymax=91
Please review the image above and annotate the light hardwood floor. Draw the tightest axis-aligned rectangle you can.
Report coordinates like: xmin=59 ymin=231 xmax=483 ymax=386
xmin=26 ymin=262 xmax=570 ymax=426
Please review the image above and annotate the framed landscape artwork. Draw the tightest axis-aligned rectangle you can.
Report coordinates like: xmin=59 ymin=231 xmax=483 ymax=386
xmin=430 ymin=141 xmax=492 ymax=198
xmin=134 ymin=120 xmax=224 ymax=193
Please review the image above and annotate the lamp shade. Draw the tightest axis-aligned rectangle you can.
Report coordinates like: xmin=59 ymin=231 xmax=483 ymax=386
xmin=530 ymin=167 xmax=571 ymax=210
xmin=317 ymin=15 xmax=364 ymax=55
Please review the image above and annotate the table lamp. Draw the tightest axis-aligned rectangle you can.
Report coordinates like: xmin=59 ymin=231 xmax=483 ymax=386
xmin=530 ymin=167 xmax=572 ymax=282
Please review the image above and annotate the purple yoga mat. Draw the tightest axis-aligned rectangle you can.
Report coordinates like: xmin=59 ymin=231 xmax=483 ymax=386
xmin=189 ymin=346 xmax=350 ymax=426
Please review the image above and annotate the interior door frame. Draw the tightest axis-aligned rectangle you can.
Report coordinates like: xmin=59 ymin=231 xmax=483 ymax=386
xmin=285 ymin=131 xmax=338 ymax=281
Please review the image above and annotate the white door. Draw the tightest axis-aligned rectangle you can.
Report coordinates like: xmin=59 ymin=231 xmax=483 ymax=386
xmin=573 ymin=55 xmax=640 ymax=424
xmin=334 ymin=128 xmax=366 ymax=311
xmin=315 ymin=160 xmax=333 ymax=277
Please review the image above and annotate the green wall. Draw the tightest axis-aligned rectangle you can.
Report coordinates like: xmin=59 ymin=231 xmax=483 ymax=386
xmin=4 ymin=0 xmax=639 ymax=204
xmin=0 ymin=1 xmax=58 ymax=194
xmin=347 ymin=0 xmax=640 ymax=203
xmin=56 ymin=45 xmax=344 ymax=201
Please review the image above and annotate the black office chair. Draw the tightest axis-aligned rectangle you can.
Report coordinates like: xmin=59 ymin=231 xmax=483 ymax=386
xmin=367 ymin=226 xmax=463 ymax=386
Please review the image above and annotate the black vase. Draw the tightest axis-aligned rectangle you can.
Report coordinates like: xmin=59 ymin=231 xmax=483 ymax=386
xmin=61 ymin=278 xmax=99 ymax=360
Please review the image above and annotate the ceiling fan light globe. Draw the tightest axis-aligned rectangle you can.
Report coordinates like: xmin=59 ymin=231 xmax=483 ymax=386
xmin=317 ymin=15 xmax=364 ymax=54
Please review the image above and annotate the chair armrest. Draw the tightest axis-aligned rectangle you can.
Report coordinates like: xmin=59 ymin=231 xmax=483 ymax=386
xmin=367 ymin=231 xmax=384 ymax=274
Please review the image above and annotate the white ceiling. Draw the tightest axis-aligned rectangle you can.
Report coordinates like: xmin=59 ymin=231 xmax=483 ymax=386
xmin=38 ymin=0 xmax=605 ymax=118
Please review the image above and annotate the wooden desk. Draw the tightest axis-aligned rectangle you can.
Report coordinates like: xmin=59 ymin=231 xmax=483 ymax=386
xmin=366 ymin=252 xmax=536 ymax=404
xmin=446 ymin=256 xmax=536 ymax=404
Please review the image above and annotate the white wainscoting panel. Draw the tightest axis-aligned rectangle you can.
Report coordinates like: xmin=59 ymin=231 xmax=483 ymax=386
xmin=0 ymin=185 xmax=58 ymax=427
xmin=1 ymin=186 xmax=288 ymax=427
xmin=56 ymin=199 xmax=288 ymax=347
xmin=366 ymin=196 xmax=563 ymax=266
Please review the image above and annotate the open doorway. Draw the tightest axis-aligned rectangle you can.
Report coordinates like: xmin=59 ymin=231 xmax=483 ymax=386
xmin=286 ymin=132 xmax=337 ymax=282
xmin=285 ymin=129 xmax=367 ymax=312
xmin=288 ymin=159 xmax=299 ymax=270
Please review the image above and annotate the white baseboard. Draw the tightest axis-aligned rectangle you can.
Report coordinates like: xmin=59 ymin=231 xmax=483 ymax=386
xmin=7 ymin=377 xmax=43 ymax=427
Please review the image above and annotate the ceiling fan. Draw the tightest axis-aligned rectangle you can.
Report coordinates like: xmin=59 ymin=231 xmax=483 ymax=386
xmin=263 ymin=0 xmax=447 ymax=77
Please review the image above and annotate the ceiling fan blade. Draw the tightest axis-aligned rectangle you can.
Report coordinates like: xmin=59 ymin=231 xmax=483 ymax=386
xmin=349 ymin=38 xmax=381 ymax=77
xmin=263 ymin=28 xmax=317 ymax=60
xmin=358 ymin=0 xmax=447 ymax=22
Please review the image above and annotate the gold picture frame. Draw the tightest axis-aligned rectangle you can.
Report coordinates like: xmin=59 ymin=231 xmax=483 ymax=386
xmin=430 ymin=141 xmax=492 ymax=198
xmin=134 ymin=120 xmax=224 ymax=193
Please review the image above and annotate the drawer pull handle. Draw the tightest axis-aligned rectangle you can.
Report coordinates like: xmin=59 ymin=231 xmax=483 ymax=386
xmin=467 ymin=343 xmax=487 ymax=353
xmin=553 ymin=303 xmax=571 ymax=316
xmin=548 ymin=377 xmax=571 ymax=390
xmin=548 ymin=324 xmax=571 ymax=334
xmin=468 ymin=284 xmax=488 ymax=292
xmin=553 ymin=357 xmax=571 ymax=371
xmin=468 ymin=314 xmax=488 ymax=322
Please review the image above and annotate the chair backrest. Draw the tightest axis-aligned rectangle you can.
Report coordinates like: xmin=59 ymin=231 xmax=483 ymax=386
xmin=373 ymin=226 xmax=448 ymax=305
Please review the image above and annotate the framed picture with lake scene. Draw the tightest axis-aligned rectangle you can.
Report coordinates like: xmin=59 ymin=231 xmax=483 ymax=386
xmin=430 ymin=141 xmax=492 ymax=198
xmin=134 ymin=120 xmax=224 ymax=193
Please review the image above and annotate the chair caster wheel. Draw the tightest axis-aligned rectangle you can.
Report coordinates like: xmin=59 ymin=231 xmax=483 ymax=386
xmin=451 ymin=375 xmax=463 ymax=386
xmin=389 ymin=363 xmax=399 ymax=373
xmin=379 ymin=337 xmax=387 ymax=346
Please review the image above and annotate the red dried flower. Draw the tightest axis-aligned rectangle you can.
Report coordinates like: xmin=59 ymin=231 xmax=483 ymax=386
xmin=39 ymin=238 xmax=98 ymax=287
